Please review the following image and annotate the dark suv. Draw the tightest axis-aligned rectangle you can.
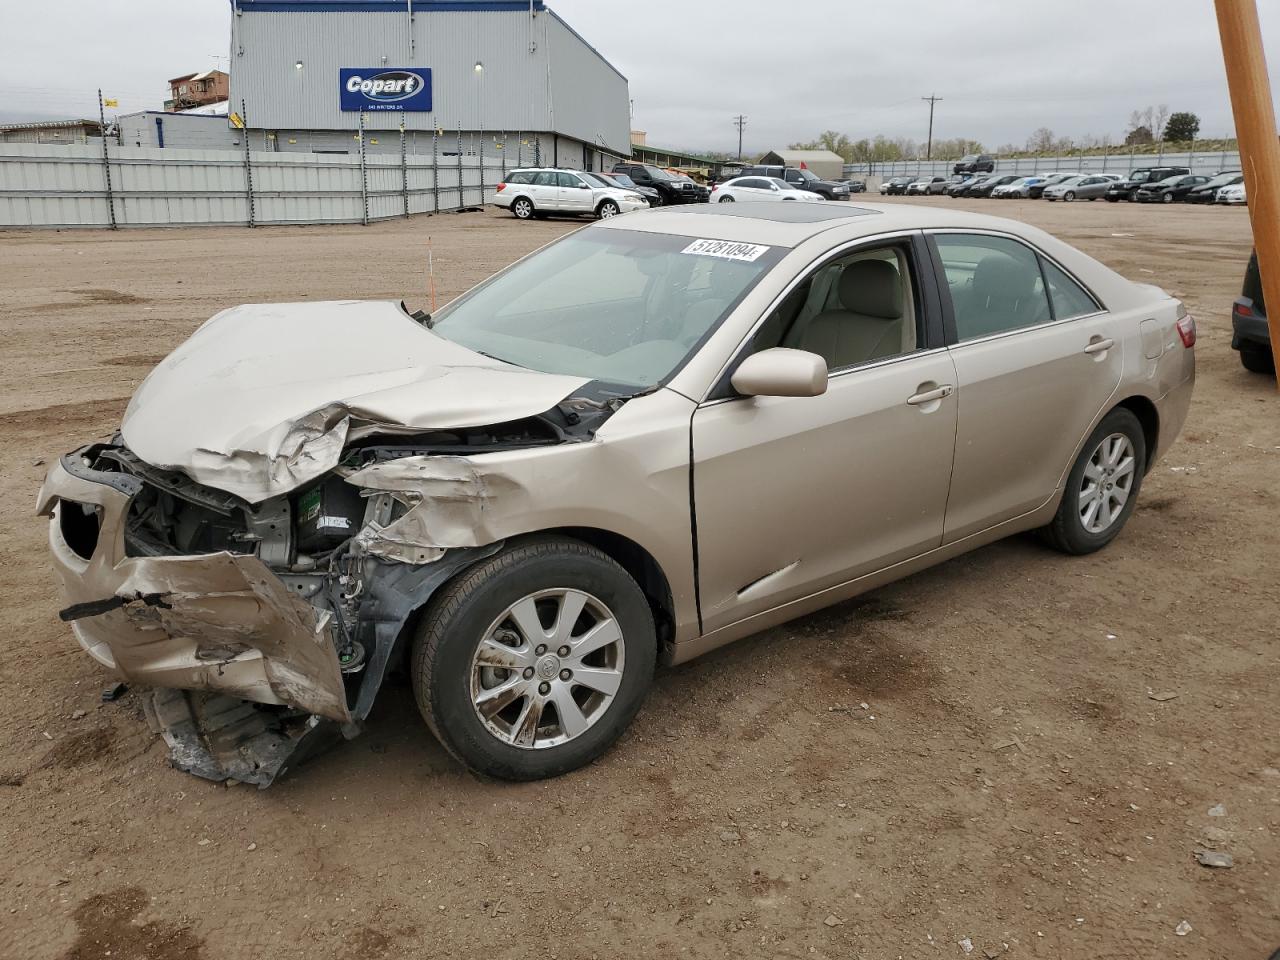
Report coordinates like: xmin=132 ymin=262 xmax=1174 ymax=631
xmin=738 ymin=165 xmax=851 ymax=200
xmin=954 ymin=154 xmax=996 ymax=174
xmin=1233 ymin=250 xmax=1274 ymax=374
xmin=610 ymin=163 xmax=700 ymax=205
xmin=1105 ymin=166 xmax=1191 ymax=202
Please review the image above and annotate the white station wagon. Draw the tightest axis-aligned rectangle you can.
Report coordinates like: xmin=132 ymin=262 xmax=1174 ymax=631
xmin=495 ymin=167 xmax=648 ymax=220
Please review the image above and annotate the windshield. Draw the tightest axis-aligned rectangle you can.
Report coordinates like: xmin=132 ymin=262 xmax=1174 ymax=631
xmin=429 ymin=228 xmax=783 ymax=388
xmin=611 ymin=173 xmax=637 ymax=187
xmin=642 ymin=165 xmax=676 ymax=182
xmin=769 ymin=178 xmax=793 ymax=189
xmin=1128 ymin=168 xmax=1151 ymax=180
xmin=581 ymin=172 xmax=611 ymax=188
xmin=1204 ymin=173 xmax=1239 ymax=187
xmin=796 ymin=169 xmax=819 ymax=182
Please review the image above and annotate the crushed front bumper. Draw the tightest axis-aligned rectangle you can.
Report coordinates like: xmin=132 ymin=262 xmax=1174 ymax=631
xmin=37 ymin=452 xmax=352 ymax=784
xmin=38 ymin=455 xmax=352 ymax=721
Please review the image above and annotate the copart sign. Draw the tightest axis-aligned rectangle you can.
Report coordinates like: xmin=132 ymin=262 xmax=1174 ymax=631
xmin=339 ymin=68 xmax=432 ymax=112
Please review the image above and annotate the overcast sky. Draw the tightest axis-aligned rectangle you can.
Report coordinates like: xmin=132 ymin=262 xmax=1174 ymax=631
xmin=2 ymin=0 xmax=1277 ymax=153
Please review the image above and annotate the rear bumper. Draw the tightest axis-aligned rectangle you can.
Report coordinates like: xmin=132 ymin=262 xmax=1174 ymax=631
xmin=1232 ymin=299 xmax=1271 ymax=349
xmin=37 ymin=455 xmax=351 ymax=724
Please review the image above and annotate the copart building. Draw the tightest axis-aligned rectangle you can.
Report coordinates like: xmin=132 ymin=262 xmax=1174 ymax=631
xmin=220 ymin=0 xmax=631 ymax=169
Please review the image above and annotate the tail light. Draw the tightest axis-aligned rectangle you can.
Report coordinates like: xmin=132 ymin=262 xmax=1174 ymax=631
xmin=1176 ymin=313 xmax=1196 ymax=348
xmin=711 ymin=184 xmax=719 ymax=192
xmin=1233 ymin=300 xmax=1253 ymax=318
xmin=496 ymin=183 xmax=507 ymax=192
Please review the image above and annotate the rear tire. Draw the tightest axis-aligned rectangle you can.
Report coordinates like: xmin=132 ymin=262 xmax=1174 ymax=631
xmin=1039 ymin=408 xmax=1146 ymax=555
xmin=411 ymin=537 xmax=656 ymax=781
xmin=511 ymin=197 xmax=535 ymax=220
xmin=1240 ymin=343 xmax=1276 ymax=374
xmin=718 ymin=195 xmax=735 ymax=203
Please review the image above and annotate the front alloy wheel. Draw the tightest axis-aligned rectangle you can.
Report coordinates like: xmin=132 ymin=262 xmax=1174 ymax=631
xmin=471 ymin=588 xmax=625 ymax=748
xmin=597 ymin=200 xmax=620 ymax=219
xmin=412 ymin=537 xmax=656 ymax=780
xmin=1064 ymin=190 xmax=1076 ymax=202
xmin=1162 ymin=193 xmax=1174 ymax=204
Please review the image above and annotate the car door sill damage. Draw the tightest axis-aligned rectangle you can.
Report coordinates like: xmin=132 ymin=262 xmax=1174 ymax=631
xmin=736 ymin=560 xmax=801 ymax=599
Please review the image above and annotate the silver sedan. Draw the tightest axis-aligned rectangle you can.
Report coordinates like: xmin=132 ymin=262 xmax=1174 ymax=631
xmin=1043 ymin=175 xmax=1112 ymax=202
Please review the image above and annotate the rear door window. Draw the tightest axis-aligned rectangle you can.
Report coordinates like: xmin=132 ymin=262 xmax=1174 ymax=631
xmin=934 ymin=234 xmax=1052 ymax=340
xmin=1040 ymin=259 xmax=1101 ymax=320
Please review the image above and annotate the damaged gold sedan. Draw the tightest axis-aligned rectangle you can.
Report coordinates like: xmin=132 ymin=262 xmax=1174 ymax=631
xmin=39 ymin=203 xmax=1194 ymax=785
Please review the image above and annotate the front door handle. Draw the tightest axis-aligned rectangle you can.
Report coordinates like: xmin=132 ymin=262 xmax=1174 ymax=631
xmin=1083 ymin=337 xmax=1115 ymax=355
xmin=907 ymin=384 xmax=954 ymax=406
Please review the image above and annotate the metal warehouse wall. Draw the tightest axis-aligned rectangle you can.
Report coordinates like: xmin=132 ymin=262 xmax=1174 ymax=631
xmin=229 ymin=7 xmax=630 ymax=154
xmin=0 ymin=142 xmax=506 ymax=229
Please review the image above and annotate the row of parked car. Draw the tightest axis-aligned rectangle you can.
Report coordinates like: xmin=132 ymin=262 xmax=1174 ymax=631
xmin=880 ymin=166 xmax=1246 ymax=205
xmin=493 ymin=161 xmax=876 ymax=221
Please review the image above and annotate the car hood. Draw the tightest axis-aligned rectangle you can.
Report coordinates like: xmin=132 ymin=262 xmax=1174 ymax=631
xmin=121 ymin=300 xmax=591 ymax=503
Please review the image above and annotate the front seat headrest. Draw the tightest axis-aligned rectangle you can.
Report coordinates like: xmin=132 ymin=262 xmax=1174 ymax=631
xmin=837 ymin=259 xmax=903 ymax=320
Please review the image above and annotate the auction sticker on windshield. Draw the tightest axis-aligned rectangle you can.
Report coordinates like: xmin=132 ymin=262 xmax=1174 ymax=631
xmin=681 ymin=239 xmax=771 ymax=262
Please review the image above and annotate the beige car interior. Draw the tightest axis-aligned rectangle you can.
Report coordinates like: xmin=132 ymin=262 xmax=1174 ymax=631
xmin=753 ymin=246 xmax=918 ymax=371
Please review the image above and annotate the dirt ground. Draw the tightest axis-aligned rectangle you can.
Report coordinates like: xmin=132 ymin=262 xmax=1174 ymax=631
xmin=1 ymin=197 xmax=1276 ymax=960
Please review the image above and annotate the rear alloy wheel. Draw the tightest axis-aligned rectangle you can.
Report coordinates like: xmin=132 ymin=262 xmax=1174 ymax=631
xmin=1040 ymin=408 xmax=1146 ymax=555
xmin=1063 ymin=190 xmax=1076 ymax=202
xmin=411 ymin=537 xmax=656 ymax=780
xmin=597 ymin=199 xmax=620 ymax=219
xmin=1239 ymin=343 xmax=1275 ymax=374
xmin=511 ymin=197 xmax=535 ymax=220
xmin=718 ymin=195 xmax=735 ymax=203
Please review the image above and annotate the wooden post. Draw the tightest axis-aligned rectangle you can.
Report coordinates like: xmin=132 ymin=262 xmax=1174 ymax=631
xmin=1215 ymin=0 xmax=1280 ymax=382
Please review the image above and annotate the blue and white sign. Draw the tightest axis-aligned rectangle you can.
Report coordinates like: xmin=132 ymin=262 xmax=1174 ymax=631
xmin=339 ymin=68 xmax=432 ymax=112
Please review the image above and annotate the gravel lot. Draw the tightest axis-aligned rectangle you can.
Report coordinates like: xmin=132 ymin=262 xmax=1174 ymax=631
xmin=1 ymin=198 xmax=1276 ymax=960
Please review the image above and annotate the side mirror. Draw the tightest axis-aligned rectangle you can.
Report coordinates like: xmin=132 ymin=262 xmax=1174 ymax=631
xmin=731 ymin=348 xmax=828 ymax=398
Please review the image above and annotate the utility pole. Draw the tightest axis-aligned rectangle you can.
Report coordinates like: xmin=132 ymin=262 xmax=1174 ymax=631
xmin=921 ymin=94 xmax=942 ymax=160
xmin=732 ymin=114 xmax=747 ymax=161
xmin=1214 ymin=0 xmax=1280 ymax=384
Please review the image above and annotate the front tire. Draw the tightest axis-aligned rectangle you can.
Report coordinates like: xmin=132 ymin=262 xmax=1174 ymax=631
xmin=1162 ymin=193 xmax=1174 ymax=204
xmin=1039 ymin=408 xmax=1146 ymax=555
xmin=411 ymin=537 xmax=656 ymax=781
xmin=1240 ymin=343 xmax=1276 ymax=374
xmin=597 ymin=199 xmax=620 ymax=219
xmin=1064 ymin=191 xmax=1076 ymax=202
xmin=511 ymin=197 xmax=535 ymax=220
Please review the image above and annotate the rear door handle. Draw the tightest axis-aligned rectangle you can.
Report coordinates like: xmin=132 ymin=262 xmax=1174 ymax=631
xmin=1084 ymin=337 xmax=1115 ymax=355
xmin=907 ymin=384 xmax=954 ymax=405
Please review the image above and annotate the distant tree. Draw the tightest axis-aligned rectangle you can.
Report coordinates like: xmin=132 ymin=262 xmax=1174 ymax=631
xmin=1026 ymin=127 xmax=1057 ymax=153
xmin=1154 ymin=104 xmax=1170 ymax=138
xmin=1125 ymin=125 xmax=1155 ymax=146
xmin=1163 ymin=112 xmax=1201 ymax=142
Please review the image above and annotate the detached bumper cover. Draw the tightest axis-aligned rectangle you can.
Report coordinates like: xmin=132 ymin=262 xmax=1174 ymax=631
xmin=38 ymin=455 xmax=352 ymax=722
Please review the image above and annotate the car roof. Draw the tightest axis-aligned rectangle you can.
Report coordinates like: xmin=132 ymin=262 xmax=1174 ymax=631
xmin=596 ymin=202 xmax=1058 ymax=248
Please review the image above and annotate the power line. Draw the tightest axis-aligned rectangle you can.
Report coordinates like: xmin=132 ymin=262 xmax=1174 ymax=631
xmin=922 ymin=94 xmax=943 ymax=159
xmin=732 ymin=114 xmax=747 ymax=160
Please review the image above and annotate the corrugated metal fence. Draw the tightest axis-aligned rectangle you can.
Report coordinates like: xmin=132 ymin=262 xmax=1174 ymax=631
xmin=0 ymin=140 xmax=511 ymax=229
xmin=845 ymin=149 xmax=1242 ymax=181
